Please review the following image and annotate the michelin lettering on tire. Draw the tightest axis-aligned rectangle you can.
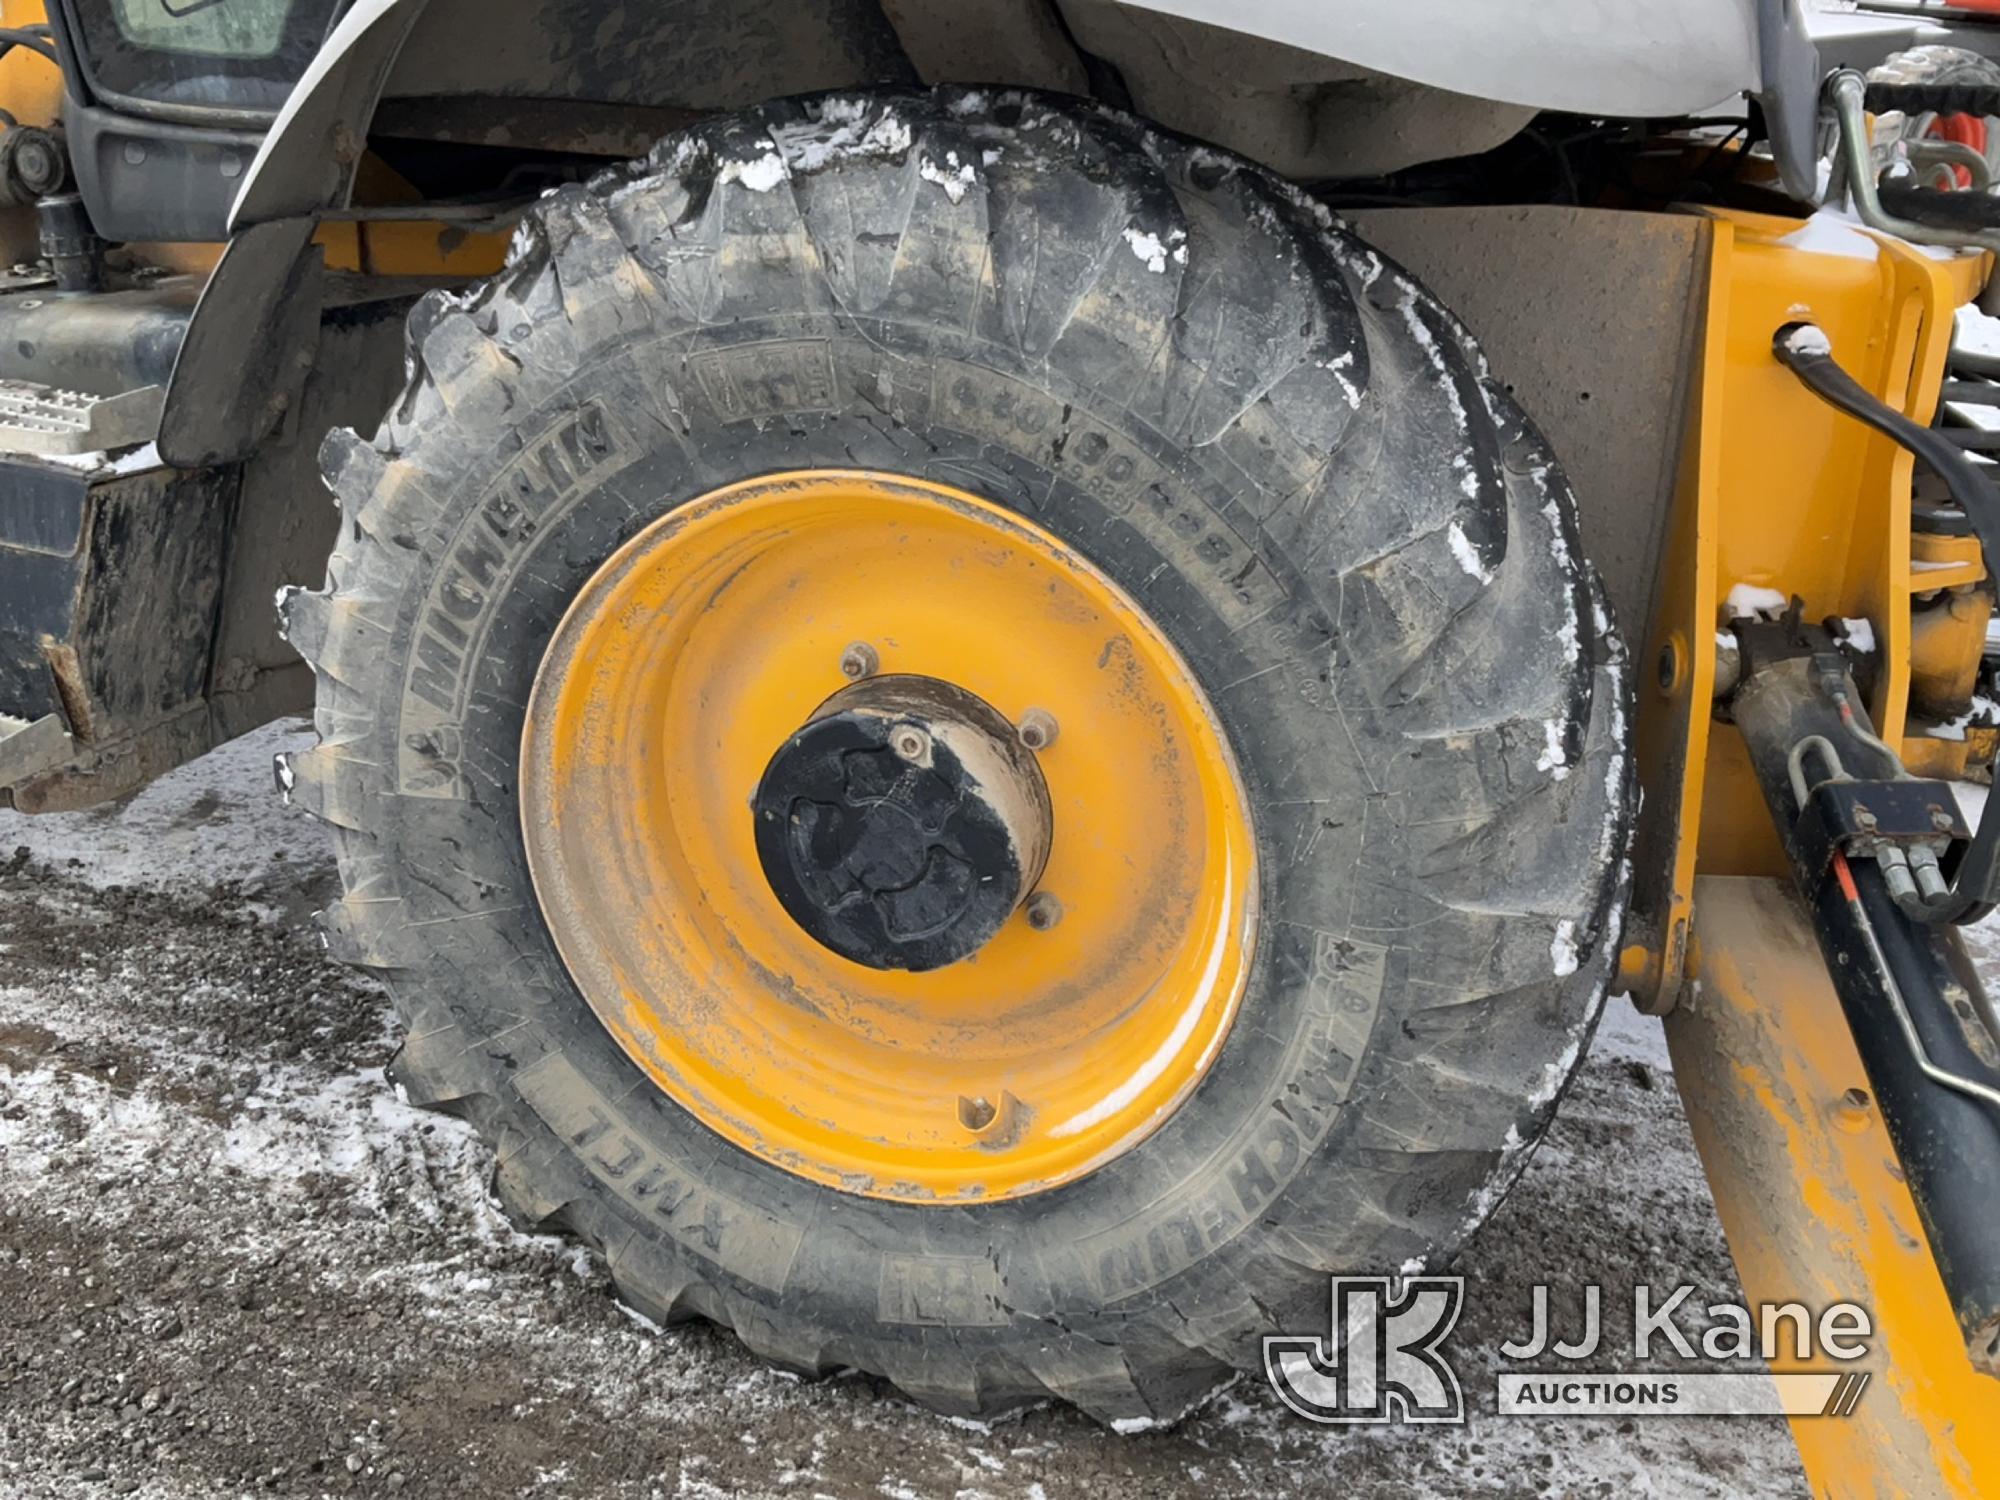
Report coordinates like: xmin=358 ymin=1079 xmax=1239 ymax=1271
xmin=277 ymin=85 xmax=1634 ymax=1425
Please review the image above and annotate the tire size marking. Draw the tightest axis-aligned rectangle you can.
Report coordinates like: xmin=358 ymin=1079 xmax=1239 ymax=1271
xmin=877 ymin=1254 xmax=1009 ymax=1328
xmin=1304 ymin=932 xmax=1389 ymax=1103
xmin=1075 ymin=936 xmax=1387 ymax=1303
xmin=513 ymin=1053 xmax=804 ymax=1294
xmin=929 ymin=359 xmax=1288 ymax=633
xmin=398 ymin=401 xmax=638 ymax=799
xmin=690 ymin=339 xmax=838 ymax=420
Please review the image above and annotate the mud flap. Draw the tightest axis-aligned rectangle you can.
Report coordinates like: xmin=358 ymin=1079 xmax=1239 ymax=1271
xmin=0 ymin=454 xmax=239 ymax=811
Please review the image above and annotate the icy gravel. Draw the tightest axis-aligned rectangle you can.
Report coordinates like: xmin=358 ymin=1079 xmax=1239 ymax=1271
xmin=0 ymin=723 xmax=1812 ymax=1498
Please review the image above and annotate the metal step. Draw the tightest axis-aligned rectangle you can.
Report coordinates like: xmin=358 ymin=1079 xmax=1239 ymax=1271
xmin=0 ymin=712 xmax=70 ymax=792
xmin=0 ymin=380 xmax=162 ymax=458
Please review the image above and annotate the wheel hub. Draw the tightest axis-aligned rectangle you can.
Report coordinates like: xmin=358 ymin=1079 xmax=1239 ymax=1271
xmin=754 ymin=675 xmax=1053 ymax=971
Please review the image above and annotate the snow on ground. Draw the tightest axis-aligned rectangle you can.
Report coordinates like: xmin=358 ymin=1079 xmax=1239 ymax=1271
xmin=0 ymin=722 xmax=1814 ymax=1499
xmin=2 ymin=722 xmax=325 ymax=907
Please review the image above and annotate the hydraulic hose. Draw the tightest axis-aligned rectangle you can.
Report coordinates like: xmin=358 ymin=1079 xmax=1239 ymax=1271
xmin=1774 ymin=322 xmax=2000 ymax=923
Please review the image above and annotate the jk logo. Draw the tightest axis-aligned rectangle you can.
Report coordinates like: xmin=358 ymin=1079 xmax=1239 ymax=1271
xmin=1263 ymin=1276 xmax=1466 ymax=1424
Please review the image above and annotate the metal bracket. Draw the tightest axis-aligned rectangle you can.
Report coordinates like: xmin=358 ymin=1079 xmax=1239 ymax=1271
xmin=1793 ymin=774 xmax=1968 ymax=879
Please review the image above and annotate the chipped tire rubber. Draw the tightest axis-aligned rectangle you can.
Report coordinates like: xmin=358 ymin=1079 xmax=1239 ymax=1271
xmin=282 ymin=88 xmax=1633 ymax=1425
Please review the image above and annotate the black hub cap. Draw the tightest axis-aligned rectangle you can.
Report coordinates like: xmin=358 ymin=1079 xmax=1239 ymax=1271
xmin=752 ymin=675 xmax=1053 ymax=972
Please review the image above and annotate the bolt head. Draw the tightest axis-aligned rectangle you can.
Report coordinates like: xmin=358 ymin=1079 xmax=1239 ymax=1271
xmin=1017 ymin=707 xmax=1059 ymax=751
xmin=1025 ymin=891 xmax=1063 ymax=930
xmin=1832 ymin=1085 xmax=1874 ymax=1133
xmin=839 ymin=641 xmax=880 ymax=680
xmin=890 ymin=725 xmax=932 ymax=763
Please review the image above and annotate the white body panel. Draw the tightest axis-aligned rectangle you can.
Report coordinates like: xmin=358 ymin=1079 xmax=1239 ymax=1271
xmin=233 ymin=0 xmax=1785 ymax=230
xmin=1120 ymin=0 xmax=1761 ymax=116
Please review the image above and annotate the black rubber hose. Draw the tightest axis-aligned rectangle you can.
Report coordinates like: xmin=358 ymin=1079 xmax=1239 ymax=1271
xmin=1953 ymin=345 xmax=2000 ymax=381
xmin=1865 ymin=80 xmax=2000 ymax=118
xmin=1879 ymin=182 xmax=2000 ymax=233
xmin=1774 ymin=321 xmax=2000 ymax=923
xmin=1940 ymin=379 xmax=2000 ymax=404
xmin=0 ymin=28 xmax=56 ymax=64
xmin=1942 ymin=426 xmax=2000 ymax=452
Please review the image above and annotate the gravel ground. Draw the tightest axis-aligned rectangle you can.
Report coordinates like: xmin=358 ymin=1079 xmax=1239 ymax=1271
xmin=0 ymin=722 xmax=1820 ymax=1499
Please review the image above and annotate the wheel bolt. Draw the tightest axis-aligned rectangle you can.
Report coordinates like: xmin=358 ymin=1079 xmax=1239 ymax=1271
xmin=1025 ymin=891 xmax=1063 ymax=930
xmin=1017 ymin=707 xmax=1059 ymax=751
xmin=839 ymin=641 xmax=879 ymax=680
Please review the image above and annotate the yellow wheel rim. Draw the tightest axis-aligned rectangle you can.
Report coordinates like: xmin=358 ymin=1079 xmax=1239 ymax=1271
xmin=520 ymin=471 xmax=1257 ymax=1202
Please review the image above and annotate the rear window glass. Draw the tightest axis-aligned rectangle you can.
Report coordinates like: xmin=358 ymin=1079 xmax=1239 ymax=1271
xmin=108 ymin=0 xmax=295 ymax=59
xmin=69 ymin=0 xmax=345 ymax=117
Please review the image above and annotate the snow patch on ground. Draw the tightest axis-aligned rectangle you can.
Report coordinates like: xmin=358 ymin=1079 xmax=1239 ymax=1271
xmin=0 ymin=721 xmax=1814 ymax=1498
xmin=0 ymin=720 xmax=321 ymax=905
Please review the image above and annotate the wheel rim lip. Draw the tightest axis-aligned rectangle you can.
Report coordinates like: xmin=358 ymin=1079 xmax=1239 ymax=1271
xmin=519 ymin=469 xmax=1259 ymax=1203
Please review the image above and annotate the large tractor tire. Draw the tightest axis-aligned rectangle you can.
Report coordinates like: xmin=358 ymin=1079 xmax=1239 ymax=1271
xmin=280 ymin=87 xmax=1632 ymax=1424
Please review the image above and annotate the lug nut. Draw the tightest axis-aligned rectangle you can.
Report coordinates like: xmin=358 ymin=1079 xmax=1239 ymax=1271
xmin=958 ymin=1095 xmax=997 ymax=1131
xmin=1017 ymin=708 xmax=1059 ymax=751
xmin=1025 ymin=891 xmax=1063 ymax=931
xmin=839 ymin=641 xmax=880 ymax=680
